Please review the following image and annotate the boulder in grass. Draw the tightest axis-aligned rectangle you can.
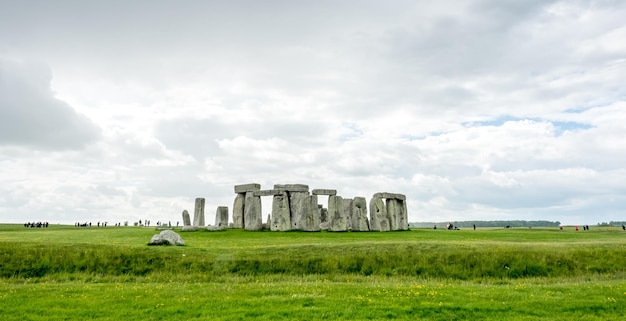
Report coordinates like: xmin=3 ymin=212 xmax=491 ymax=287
xmin=149 ymin=230 xmax=185 ymax=246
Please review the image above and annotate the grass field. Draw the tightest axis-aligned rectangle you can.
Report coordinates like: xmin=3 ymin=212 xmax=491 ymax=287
xmin=1 ymin=224 xmax=625 ymax=320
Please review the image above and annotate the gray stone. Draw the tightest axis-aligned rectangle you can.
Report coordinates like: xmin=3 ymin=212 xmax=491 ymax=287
xmin=385 ymin=198 xmax=400 ymax=231
xmin=328 ymin=195 xmax=347 ymax=232
xmin=182 ymin=210 xmax=191 ymax=226
xmin=234 ymin=183 xmax=261 ymax=193
xmin=274 ymin=184 xmax=309 ymax=193
xmin=253 ymin=189 xmax=283 ymax=197
xmin=193 ymin=198 xmax=205 ymax=226
xmin=403 ymin=200 xmax=408 ymax=228
xmin=320 ymin=207 xmax=328 ymax=223
xmin=232 ymin=193 xmax=245 ymax=228
xmin=149 ymin=230 xmax=185 ymax=246
xmin=270 ymin=192 xmax=291 ymax=231
xmin=205 ymin=225 xmax=226 ymax=231
xmin=373 ymin=192 xmax=406 ymax=201
xmin=351 ymin=197 xmax=370 ymax=231
xmin=343 ymin=198 xmax=353 ymax=231
xmin=301 ymin=195 xmax=321 ymax=232
xmin=182 ymin=226 xmax=200 ymax=232
xmin=215 ymin=206 xmax=229 ymax=227
xmin=397 ymin=199 xmax=408 ymax=231
xmin=289 ymin=191 xmax=309 ymax=230
xmin=319 ymin=222 xmax=329 ymax=230
xmin=369 ymin=196 xmax=389 ymax=231
xmin=244 ymin=191 xmax=262 ymax=231
xmin=312 ymin=189 xmax=337 ymax=196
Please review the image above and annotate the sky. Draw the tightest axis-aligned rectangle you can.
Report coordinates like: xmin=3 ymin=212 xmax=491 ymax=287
xmin=1 ymin=0 xmax=625 ymax=226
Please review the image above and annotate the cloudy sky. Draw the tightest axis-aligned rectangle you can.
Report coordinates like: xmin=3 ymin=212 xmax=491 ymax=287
xmin=1 ymin=0 xmax=625 ymax=226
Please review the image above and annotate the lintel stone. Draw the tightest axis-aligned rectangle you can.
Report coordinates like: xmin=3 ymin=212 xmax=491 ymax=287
xmin=253 ymin=189 xmax=283 ymax=197
xmin=373 ymin=192 xmax=406 ymax=201
xmin=274 ymin=184 xmax=309 ymax=192
xmin=234 ymin=183 xmax=261 ymax=193
xmin=312 ymin=189 xmax=337 ymax=196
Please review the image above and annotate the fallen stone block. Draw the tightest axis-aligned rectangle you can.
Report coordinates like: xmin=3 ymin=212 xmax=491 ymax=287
xmin=149 ymin=230 xmax=185 ymax=246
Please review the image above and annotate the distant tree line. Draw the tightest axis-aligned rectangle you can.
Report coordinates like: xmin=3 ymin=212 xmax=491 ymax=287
xmin=409 ymin=220 xmax=561 ymax=228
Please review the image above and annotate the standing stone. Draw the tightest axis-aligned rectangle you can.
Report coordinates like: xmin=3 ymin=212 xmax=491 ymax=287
xmin=328 ymin=195 xmax=347 ymax=232
xmin=369 ymin=196 xmax=389 ymax=231
xmin=301 ymin=195 xmax=321 ymax=231
xmin=386 ymin=198 xmax=400 ymax=231
xmin=182 ymin=210 xmax=191 ymax=226
xmin=244 ymin=191 xmax=262 ymax=231
xmin=232 ymin=193 xmax=245 ymax=228
xmin=271 ymin=192 xmax=291 ymax=231
xmin=396 ymin=199 xmax=408 ymax=231
xmin=193 ymin=198 xmax=205 ymax=226
xmin=320 ymin=207 xmax=328 ymax=223
xmin=289 ymin=191 xmax=309 ymax=230
xmin=215 ymin=206 xmax=229 ymax=227
xmin=351 ymin=197 xmax=370 ymax=231
xmin=402 ymin=199 xmax=409 ymax=230
xmin=343 ymin=198 xmax=353 ymax=231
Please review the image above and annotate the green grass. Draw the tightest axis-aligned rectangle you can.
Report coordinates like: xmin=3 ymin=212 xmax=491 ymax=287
xmin=1 ymin=224 xmax=625 ymax=320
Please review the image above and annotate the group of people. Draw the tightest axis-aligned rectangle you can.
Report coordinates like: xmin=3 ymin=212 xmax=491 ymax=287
xmin=74 ymin=222 xmax=126 ymax=227
xmin=24 ymin=221 xmax=49 ymax=228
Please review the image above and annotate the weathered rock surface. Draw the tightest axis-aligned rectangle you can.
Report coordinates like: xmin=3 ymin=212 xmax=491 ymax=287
xmin=234 ymin=183 xmax=261 ymax=193
xmin=351 ymin=197 xmax=370 ymax=231
xmin=328 ymin=195 xmax=347 ymax=232
xmin=312 ymin=189 xmax=337 ymax=196
xmin=244 ymin=191 xmax=262 ymax=231
xmin=270 ymin=192 xmax=291 ymax=231
xmin=253 ymin=189 xmax=283 ymax=197
xmin=193 ymin=198 xmax=205 ymax=226
xmin=396 ymin=199 xmax=408 ymax=231
xmin=232 ymin=193 xmax=245 ymax=228
xmin=215 ymin=206 xmax=229 ymax=227
xmin=275 ymin=184 xmax=309 ymax=193
xmin=343 ymin=198 xmax=353 ymax=230
xmin=149 ymin=230 xmax=185 ymax=246
xmin=182 ymin=210 xmax=191 ymax=226
xmin=320 ymin=207 xmax=328 ymax=223
xmin=289 ymin=191 xmax=309 ymax=230
xmin=369 ymin=196 xmax=389 ymax=231
xmin=301 ymin=195 xmax=321 ymax=232
xmin=373 ymin=192 xmax=406 ymax=201
xmin=385 ymin=198 xmax=400 ymax=231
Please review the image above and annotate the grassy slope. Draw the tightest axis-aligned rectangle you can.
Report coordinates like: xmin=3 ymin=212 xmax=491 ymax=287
xmin=1 ymin=224 xmax=625 ymax=320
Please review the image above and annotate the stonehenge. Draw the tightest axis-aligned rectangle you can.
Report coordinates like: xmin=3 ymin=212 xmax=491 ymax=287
xmin=228 ymin=183 xmax=408 ymax=232
xmin=179 ymin=183 xmax=408 ymax=233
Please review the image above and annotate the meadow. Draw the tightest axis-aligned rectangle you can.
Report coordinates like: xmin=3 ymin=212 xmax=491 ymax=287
xmin=1 ymin=224 xmax=625 ymax=320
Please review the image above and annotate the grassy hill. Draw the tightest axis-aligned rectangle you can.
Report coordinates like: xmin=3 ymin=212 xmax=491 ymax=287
xmin=1 ymin=224 xmax=625 ymax=320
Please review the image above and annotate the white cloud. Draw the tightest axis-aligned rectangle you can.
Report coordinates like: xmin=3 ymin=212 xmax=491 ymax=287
xmin=1 ymin=0 xmax=625 ymax=226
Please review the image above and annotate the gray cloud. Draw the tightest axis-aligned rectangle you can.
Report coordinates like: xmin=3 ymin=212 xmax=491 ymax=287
xmin=1 ymin=0 xmax=626 ymax=225
xmin=0 ymin=59 xmax=100 ymax=149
